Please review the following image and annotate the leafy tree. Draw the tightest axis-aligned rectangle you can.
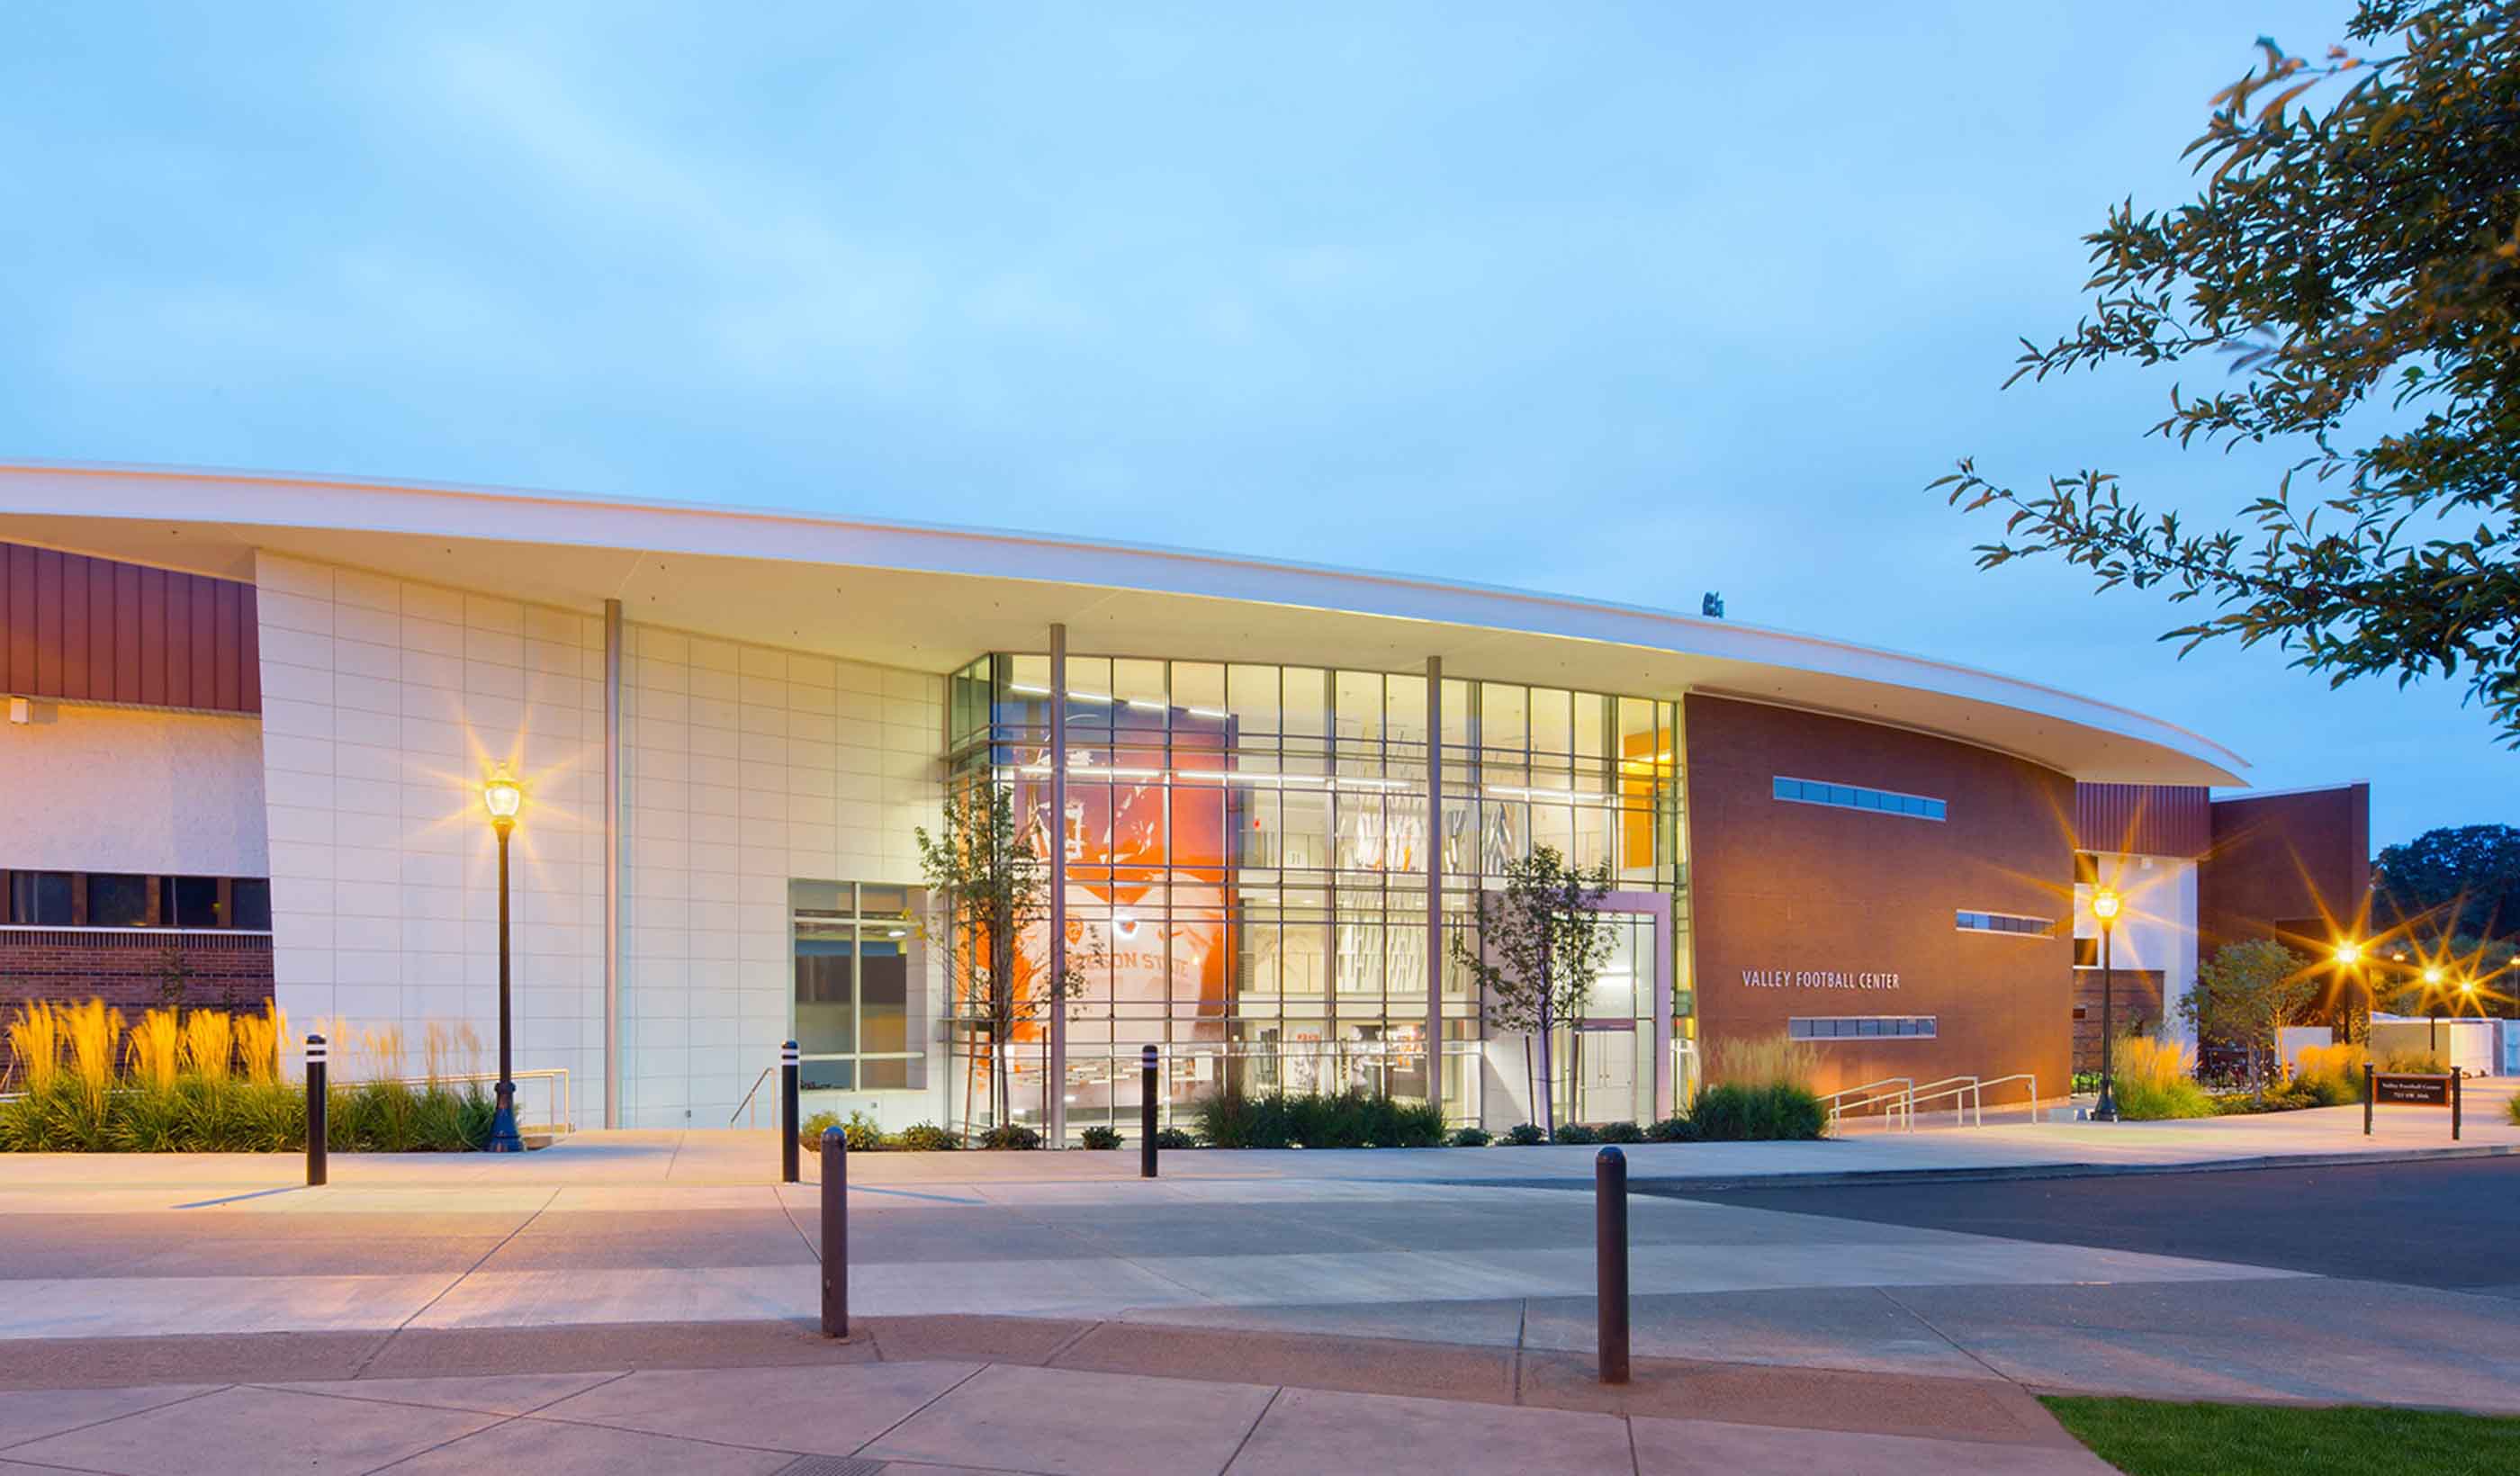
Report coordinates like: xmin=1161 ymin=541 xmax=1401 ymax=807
xmin=2374 ymin=824 xmax=2520 ymax=939
xmin=1449 ymin=845 xmax=1614 ymax=1139
xmin=914 ymin=778 xmax=1083 ymax=1136
xmin=2181 ymin=939 xmax=2314 ymax=1082
xmin=1934 ymin=2 xmax=2520 ymax=741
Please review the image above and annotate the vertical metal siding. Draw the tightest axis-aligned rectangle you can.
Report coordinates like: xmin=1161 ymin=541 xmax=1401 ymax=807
xmin=0 ymin=541 xmax=261 ymax=715
xmin=2074 ymin=782 xmax=2211 ymax=859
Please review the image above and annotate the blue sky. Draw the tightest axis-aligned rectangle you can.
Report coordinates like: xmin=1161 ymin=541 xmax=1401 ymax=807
xmin=0 ymin=2 xmax=2497 ymax=849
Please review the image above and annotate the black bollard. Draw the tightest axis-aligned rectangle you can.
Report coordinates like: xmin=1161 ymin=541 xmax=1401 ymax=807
xmin=1597 ymin=1145 xmax=1629 ymax=1384
xmin=820 ymin=1124 xmax=848 ymax=1338
xmin=305 ymin=1034 xmax=328 ymax=1187
xmin=780 ymin=1040 xmax=801 ymax=1184
xmin=2452 ymin=1066 xmax=2463 ymax=1141
xmin=1140 ymin=1044 xmax=1159 ymax=1179
xmin=2363 ymin=1063 xmax=2374 ymax=1137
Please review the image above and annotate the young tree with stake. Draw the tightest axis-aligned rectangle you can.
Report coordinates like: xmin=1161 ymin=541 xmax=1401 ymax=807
xmin=915 ymin=777 xmax=1084 ymax=1138
xmin=1451 ymin=845 xmax=1616 ymax=1139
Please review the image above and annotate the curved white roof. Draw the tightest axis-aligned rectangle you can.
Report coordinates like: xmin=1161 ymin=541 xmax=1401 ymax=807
xmin=0 ymin=461 xmax=2246 ymax=784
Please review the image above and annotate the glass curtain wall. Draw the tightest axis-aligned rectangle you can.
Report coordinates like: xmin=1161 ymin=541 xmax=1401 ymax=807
xmin=791 ymin=880 xmax=923 ymax=1092
xmin=944 ymin=653 xmax=1686 ymax=1136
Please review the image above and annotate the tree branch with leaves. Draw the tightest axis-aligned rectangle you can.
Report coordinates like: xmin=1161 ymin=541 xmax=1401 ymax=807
xmin=1934 ymin=1 xmax=2519 ymax=741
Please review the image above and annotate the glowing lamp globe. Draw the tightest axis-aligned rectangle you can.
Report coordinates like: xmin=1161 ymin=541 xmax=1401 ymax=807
xmin=483 ymin=774 xmax=523 ymax=824
xmin=2090 ymin=888 xmax=2121 ymax=923
xmin=2334 ymin=940 xmax=2362 ymax=967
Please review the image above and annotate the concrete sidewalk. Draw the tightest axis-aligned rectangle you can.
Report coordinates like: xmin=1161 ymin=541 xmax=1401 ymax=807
xmin=4 ymin=1084 xmax=2513 ymax=1207
xmin=0 ymin=1316 xmax=2110 ymax=1474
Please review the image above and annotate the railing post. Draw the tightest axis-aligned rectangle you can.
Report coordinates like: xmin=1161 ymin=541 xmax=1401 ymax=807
xmin=2452 ymin=1066 xmax=2463 ymax=1142
xmin=2363 ymin=1063 xmax=2374 ymax=1137
xmin=1140 ymin=1044 xmax=1159 ymax=1179
xmin=820 ymin=1124 xmax=848 ymax=1338
xmin=780 ymin=1040 xmax=801 ymax=1184
xmin=1596 ymin=1145 xmax=1629 ymax=1384
xmin=305 ymin=1034 xmax=328 ymax=1187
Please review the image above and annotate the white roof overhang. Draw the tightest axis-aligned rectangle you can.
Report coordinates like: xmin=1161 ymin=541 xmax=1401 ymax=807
xmin=0 ymin=462 xmax=2246 ymax=785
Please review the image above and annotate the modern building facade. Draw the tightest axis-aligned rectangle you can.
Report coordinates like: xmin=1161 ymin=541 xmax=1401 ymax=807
xmin=0 ymin=463 xmax=2375 ymax=1135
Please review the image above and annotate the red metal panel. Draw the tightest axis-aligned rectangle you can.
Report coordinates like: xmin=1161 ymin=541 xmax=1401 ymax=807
xmin=0 ymin=538 xmax=266 ymax=716
xmin=212 ymin=580 xmax=241 ymax=711
xmin=60 ymin=554 xmax=91 ymax=701
xmin=137 ymin=565 xmax=166 ymax=706
xmin=2074 ymin=783 xmax=2210 ymax=859
xmin=112 ymin=563 xmax=141 ymax=703
xmin=89 ymin=554 xmax=116 ymax=701
xmin=160 ymin=572 xmax=193 ymax=706
xmin=32 ymin=549 xmax=61 ymax=696
xmin=0 ymin=543 xmax=19 ymax=693
xmin=187 ymin=575 xmax=217 ymax=711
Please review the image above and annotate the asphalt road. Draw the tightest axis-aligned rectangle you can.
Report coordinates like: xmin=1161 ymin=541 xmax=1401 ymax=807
xmin=1661 ymin=1157 xmax=2520 ymax=1292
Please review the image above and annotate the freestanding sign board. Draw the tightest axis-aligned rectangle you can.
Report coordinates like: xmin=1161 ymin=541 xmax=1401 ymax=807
xmin=2364 ymin=1064 xmax=2462 ymax=1140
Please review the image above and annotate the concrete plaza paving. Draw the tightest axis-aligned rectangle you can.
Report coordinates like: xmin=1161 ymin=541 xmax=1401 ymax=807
xmin=0 ymin=1330 xmax=2113 ymax=1475
xmin=3 ymin=1102 xmax=2517 ymax=1469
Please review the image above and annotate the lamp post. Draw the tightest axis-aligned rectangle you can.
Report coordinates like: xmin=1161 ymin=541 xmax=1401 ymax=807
xmin=2425 ymin=966 xmax=2444 ymax=1053
xmin=2334 ymin=940 xmax=2363 ymax=1045
xmin=483 ymin=771 xmax=525 ymax=1154
xmin=2090 ymin=886 xmax=2121 ymax=1123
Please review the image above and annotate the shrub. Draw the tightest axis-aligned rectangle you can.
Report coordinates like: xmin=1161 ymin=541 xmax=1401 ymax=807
xmin=981 ymin=1122 xmax=1042 ymax=1150
xmin=2380 ymin=1048 xmax=2448 ymax=1076
xmin=800 ymin=1109 xmax=885 ymax=1154
xmin=1502 ymin=1122 xmax=1547 ymax=1145
xmin=1644 ymin=1115 xmax=1698 ymax=1143
xmin=1193 ymin=1090 xmax=1443 ymax=1148
xmin=1155 ymin=1126 xmax=1198 ymax=1149
xmin=894 ymin=1122 xmax=959 ymax=1152
xmin=1598 ymin=1120 xmax=1645 ymax=1144
xmin=1448 ymin=1126 xmax=1492 ymax=1147
xmin=1196 ymin=1092 xmax=1292 ymax=1149
xmin=1689 ymin=1083 xmax=1826 ymax=1140
xmin=1079 ymin=1124 xmax=1123 ymax=1150
xmin=2291 ymin=1041 xmax=2368 ymax=1104
xmin=1553 ymin=1122 xmax=1600 ymax=1144
xmin=2507 ymin=1094 xmax=2520 ymax=1128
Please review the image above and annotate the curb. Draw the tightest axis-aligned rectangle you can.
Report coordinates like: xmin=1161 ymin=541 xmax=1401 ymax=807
xmin=1448 ymin=1142 xmax=2520 ymax=1195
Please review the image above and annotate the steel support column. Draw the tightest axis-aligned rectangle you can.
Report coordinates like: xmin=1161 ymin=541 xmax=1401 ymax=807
xmin=1048 ymin=624 xmax=1068 ymax=1148
xmin=603 ymin=597 xmax=623 ymax=1130
xmin=1426 ymin=656 xmax=1444 ymax=1117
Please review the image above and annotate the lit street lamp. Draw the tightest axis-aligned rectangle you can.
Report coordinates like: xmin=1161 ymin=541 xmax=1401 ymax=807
xmin=483 ymin=770 xmax=525 ymax=1154
xmin=2425 ymin=966 xmax=2444 ymax=1053
xmin=2091 ymin=886 xmax=2121 ymax=1123
xmin=2333 ymin=940 xmax=2363 ymax=1045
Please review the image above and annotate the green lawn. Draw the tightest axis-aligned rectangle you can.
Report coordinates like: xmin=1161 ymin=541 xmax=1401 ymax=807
xmin=2043 ymin=1396 xmax=2520 ymax=1476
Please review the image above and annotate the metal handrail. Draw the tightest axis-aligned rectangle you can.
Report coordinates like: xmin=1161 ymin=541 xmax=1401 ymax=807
xmin=1972 ymin=1072 xmax=2041 ymax=1124
xmin=1821 ymin=1076 xmax=1913 ymax=1132
xmin=1908 ymin=1075 xmax=1984 ymax=1127
xmin=730 ymin=1065 xmax=775 ymax=1128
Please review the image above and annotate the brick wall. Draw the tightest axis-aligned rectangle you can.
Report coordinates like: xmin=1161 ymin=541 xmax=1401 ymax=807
xmin=0 ymin=930 xmax=275 ymax=1014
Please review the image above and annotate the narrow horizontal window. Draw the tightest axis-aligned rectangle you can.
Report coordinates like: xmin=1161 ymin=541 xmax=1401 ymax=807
xmin=1955 ymin=910 xmax=2055 ymax=938
xmin=1773 ymin=775 xmax=1944 ymax=821
xmin=1787 ymin=1015 xmax=1938 ymax=1040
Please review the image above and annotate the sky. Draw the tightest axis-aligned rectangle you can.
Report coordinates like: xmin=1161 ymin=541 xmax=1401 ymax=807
xmin=0 ymin=2 xmax=2499 ymax=850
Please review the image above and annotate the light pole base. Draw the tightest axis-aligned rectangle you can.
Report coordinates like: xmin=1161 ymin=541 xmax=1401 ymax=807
xmin=2090 ymin=1084 xmax=2118 ymax=1123
xmin=486 ymin=1082 xmax=526 ymax=1153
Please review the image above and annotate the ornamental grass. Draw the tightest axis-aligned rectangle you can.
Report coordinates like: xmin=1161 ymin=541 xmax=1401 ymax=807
xmin=1 ymin=996 xmax=491 ymax=1153
xmin=2106 ymin=1034 xmax=2216 ymax=1120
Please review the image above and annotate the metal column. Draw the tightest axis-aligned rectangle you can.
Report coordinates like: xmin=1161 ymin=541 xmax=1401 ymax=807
xmin=604 ymin=598 xmax=624 ymax=1130
xmin=1048 ymin=624 xmax=1068 ymax=1148
xmin=1425 ymin=656 xmax=1444 ymax=1118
